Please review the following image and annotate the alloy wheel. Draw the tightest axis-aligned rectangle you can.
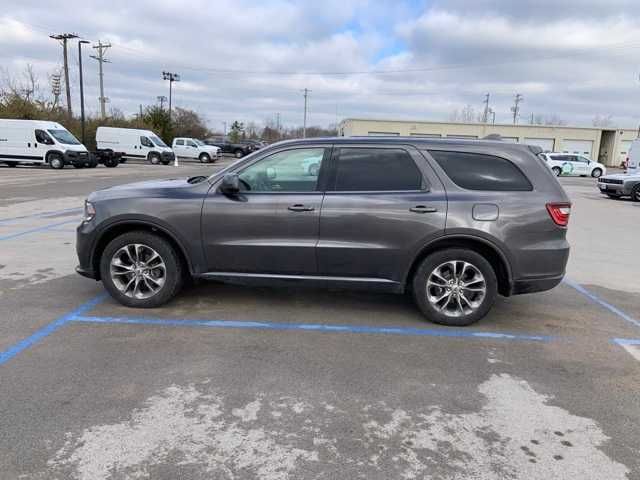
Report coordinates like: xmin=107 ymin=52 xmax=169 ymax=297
xmin=426 ymin=260 xmax=486 ymax=318
xmin=110 ymin=243 xmax=166 ymax=299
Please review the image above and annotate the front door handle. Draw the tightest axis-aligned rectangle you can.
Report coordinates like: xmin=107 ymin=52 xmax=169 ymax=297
xmin=410 ymin=205 xmax=437 ymax=213
xmin=288 ymin=204 xmax=315 ymax=212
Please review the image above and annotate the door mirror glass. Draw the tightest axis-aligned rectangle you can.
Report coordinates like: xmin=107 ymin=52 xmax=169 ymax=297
xmin=220 ymin=173 xmax=240 ymax=194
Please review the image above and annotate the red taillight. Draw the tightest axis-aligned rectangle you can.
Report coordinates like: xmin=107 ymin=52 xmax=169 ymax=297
xmin=546 ymin=203 xmax=571 ymax=227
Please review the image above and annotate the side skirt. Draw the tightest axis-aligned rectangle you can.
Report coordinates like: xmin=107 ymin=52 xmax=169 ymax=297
xmin=198 ymin=272 xmax=405 ymax=293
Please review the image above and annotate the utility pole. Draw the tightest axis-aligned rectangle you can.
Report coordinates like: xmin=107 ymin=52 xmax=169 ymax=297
xmin=482 ymin=93 xmax=490 ymax=123
xmin=511 ymin=93 xmax=523 ymax=125
xmin=77 ymin=40 xmax=90 ymax=145
xmin=222 ymin=121 xmax=227 ymax=137
xmin=49 ymin=33 xmax=78 ymax=119
xmin=162 ymin=71 xmax=180 ymax=122
xmin=302 ymin=88 xmax=311 ymax=138
xmin=157 ymin=95 xmax=167 ymax=110
xmin=276 ymin=112 xmax=281 ymax=138
xmin=489 ymin=108 xmax=496 ymax=125
xmin=90 ymin=41 xmax=111 ymax=119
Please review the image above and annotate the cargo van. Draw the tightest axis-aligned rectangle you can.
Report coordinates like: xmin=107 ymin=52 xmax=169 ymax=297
xmin=0 ymin=119 xmax=90 ymax=169
xmin=626 ymin=138 xmax=639 ymax=174
xmin=96 ymin=127 xmax=175 ymax=165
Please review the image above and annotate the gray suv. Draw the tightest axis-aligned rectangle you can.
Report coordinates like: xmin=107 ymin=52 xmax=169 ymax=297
xmin=76 ymin=137 xmax=571 ymax=326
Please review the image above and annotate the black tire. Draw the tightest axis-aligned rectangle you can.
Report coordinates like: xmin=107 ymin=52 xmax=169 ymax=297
xmin=199 ymin=153 xmax=211 ymax=163
xmin=87 ymin=161 xmax=98 ymax=168
xmin=149 ymin=153 xmax=161 ymax=165
xmin=591 ymin=168 xmax=603 ymax=178
xmin=412 ymin=248 xmax=498 ymax=327
xmin=551 ymin=166 xmax=561 ymax=176
xmin=161 ymin=160 xmax=171 ymax=165
xmin=234 ymin=149 xmax=244 ymax=159
xmin=100 ymin=231 xmax=183 ymax=308
xmin=73 ymin=163 xmax=84 ymax=169
xmin=6 ymin=162 xmax=17 ymax=168
xmin=632 ymin=184 xmax=640 ymax=203
xmin=49 ymin=153 xmax=64 ymax=170
xmin=104 ymin=157 xmax=119 ymax=168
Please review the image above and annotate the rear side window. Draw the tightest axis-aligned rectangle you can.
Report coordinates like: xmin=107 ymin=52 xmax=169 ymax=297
xmin=429 ymin=151 xmax=532 ymax=191
xmin=334 ymin=148 xmax=423 ymax=191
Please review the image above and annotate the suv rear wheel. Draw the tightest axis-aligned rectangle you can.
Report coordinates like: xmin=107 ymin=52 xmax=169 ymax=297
xmin=100 ymin=231 xmax=183 ymax=308
xmin=412 ymin=248 xmax=497 ymax=326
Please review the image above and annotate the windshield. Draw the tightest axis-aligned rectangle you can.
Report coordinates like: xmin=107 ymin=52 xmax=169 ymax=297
xmin=150 ymin=136 xmax=168 ymax=148
xmin=194 ymin=139 xmax=205 ymax=146
xmin=47 ymin=129 xmax=81 ymax=145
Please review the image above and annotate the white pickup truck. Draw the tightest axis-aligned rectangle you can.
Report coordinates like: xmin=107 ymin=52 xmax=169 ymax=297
xmin=172 ymin=137 xmax=220 ymax=163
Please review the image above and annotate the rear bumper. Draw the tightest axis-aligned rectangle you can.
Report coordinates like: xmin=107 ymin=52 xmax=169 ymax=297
xmin=512 ymin=273 xmax=564 ymax=295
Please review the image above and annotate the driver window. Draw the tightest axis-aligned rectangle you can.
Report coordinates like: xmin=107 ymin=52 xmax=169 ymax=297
xmin=238 ymin=148 xmax=325 ymax=192
xmin=140 ymin=136 xmax=153 ymax=148
xmin=187 ymin=140 xmax=197 ymax=147
xmin=35 ymin=129 xmax=53 ymax=145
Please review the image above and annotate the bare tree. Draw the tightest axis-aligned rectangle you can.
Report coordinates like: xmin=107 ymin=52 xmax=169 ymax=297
xmin=592 ymin=114 xmax=614 ymax=127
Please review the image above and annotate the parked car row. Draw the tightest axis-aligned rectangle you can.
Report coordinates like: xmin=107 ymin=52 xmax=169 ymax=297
xmin=540 ymin=152 xmax=606 ymax=178
xmin=597 ymin=138 xmax=640 ymax=201
xmin=0 ymin=119 xmax=275 ymax=169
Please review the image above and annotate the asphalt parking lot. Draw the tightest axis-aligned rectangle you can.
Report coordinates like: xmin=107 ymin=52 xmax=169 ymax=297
xmin=0 ymin=163 xmax=638 ymax=479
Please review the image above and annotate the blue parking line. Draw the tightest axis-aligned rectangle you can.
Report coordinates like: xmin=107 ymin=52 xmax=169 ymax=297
xmin=0 ymin=206 xmax=82 ymax=225
xmin=0 ymin=219 xmax=78 ymax=241
xmin=70 ymin=314 xmax=554 ymax=342
xmin=612 ymin=338 xmax=640 ymax=346
xmin=563 ymin=278 xmax=640 ymax=329
xmin=0 ymin=294 xmax=107 ymax=366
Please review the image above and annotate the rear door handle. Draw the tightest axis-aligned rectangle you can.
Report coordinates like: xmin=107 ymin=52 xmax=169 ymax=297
xmin=410 ymin=205 xmax=437 ymax=213
xmin=288 ymin=204 xmax=315 ymax=212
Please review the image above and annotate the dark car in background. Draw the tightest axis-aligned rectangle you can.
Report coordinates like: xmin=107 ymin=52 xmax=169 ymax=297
xmin=204 ymin=137 xmax=254 ymax=158
xmin=76 ymin=137 xmax=571 ymax=326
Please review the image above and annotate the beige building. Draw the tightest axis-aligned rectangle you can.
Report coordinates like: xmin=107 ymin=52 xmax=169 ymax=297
xmin=339 ymin=118 xmax=639 ymax=167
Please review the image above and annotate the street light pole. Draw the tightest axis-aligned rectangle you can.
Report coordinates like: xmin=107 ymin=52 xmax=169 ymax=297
xmin=78 ymin=40 xmax=90 ymax=145
xmin=162 ymin=71 xmax=180 ymax=122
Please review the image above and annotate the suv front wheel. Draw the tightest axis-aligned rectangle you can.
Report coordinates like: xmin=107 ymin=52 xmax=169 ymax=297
xmin=412 ymin=248 xmax=497 ymax=326
xmin=100 ymin=231 xmax=183 ymax=308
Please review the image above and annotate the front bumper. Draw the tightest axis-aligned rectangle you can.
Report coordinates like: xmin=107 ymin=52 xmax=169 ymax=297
xmin=598 ymin=183 xmax=628 ymax=195
xmin=161 ymin=151 xmax=175 ymax=163
xmin=64 ymin=150 xmax=90 ymax=165
xmin=76 ymin=220 xmax=100 ymax=280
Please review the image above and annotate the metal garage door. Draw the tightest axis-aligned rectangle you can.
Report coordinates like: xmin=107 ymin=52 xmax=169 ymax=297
xmin=562 ymin=139 xmax=593 ymax=158
xmin=524 ymin=138 xmax=554 ymax=152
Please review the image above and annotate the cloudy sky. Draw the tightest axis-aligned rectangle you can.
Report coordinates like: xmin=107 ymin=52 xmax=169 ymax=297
xmin=2 ymin=0 xmax=640 ymax=131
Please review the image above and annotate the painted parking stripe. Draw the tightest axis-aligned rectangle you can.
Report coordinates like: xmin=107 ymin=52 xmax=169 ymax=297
xmin=0 ymin=295 xmax=107 ymax=366
xmin=0 ymin=206 xmax=83 ymax=225
xmin=70 ymin=314 xmax=554 ymax=342
xmin=612 ymin=339 xmax=640 ymax=363
xmin=563 ymin=278 xmax=640 ymax=329
xmin=0 ymin=219 xmax=78 ymax=241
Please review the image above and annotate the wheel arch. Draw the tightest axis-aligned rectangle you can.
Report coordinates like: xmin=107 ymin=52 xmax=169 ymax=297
xmin=45 ymin=150 xmax=65 ymax=163
xmin=91 ymin=220 xmax=192 ymax=280
xmin=405 ymin=235 xmax=513 ymax=296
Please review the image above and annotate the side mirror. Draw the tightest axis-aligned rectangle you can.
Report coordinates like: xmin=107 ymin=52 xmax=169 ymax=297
xmin=220 ymin=173 xmax=240 ymax=194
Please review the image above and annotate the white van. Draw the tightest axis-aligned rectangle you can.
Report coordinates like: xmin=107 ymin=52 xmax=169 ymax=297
xmin=0 ymin=119 xmax=90 ymax=169
xmin=626 ymin=138 xmax=639 ymax=174
xmin=172 ymin=137 xmax=220 ymax=163
xmin=96 ymin=127 xmax=175 ymax=165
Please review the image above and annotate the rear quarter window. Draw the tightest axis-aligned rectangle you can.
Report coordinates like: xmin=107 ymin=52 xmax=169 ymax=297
xmin=428 ymin=150 xmax=532 ymax=191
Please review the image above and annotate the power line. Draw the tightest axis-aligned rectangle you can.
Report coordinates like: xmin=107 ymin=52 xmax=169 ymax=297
xmin=90 ymin=41 xmax=112 ymax=119
xmin=49 ymin=33 xmax=78 ymax=118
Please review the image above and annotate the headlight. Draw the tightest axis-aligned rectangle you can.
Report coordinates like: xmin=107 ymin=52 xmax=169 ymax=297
xmin=83 ymin=201 xmax=96 ymax=222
